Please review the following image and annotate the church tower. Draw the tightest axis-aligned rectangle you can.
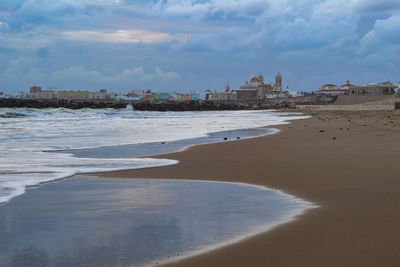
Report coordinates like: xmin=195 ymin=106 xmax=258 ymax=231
xmin=225 ymin=81 xmax=230 ymax=92
xmin=274 ymin=73 xmax=282 ymax=92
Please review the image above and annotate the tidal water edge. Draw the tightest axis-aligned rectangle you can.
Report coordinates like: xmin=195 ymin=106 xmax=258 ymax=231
xmin=0 ymin=178 xmax=313 ymax=267
xmin=0 ymin=108 xmax=308 ymax=203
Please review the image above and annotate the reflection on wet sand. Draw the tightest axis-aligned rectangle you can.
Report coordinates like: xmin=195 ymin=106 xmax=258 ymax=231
xmin=0 ymin=177 xmax=311 ymax=267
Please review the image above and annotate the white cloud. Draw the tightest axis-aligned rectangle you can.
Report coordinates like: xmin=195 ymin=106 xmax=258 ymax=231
xmin=361 ymin=14 xmax=400 ymax=53
xmin=62 ymin=29 xmax=188 ymax=44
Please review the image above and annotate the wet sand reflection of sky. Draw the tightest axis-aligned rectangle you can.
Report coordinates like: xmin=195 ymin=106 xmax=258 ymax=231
xmin=0 ymin=177 xmax=311 ymax=267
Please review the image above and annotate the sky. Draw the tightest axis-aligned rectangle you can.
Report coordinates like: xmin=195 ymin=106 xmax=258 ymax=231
xmin=0 ymin=0 xmax=399 ymax=93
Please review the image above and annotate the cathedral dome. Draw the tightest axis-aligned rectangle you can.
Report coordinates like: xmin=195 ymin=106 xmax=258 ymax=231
xmin=250 ymin=76 xmax=260 ymax=82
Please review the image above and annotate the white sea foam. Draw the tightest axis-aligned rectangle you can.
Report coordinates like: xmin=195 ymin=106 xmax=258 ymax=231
xmin=0 ymin=108 xmax=308 ymax=204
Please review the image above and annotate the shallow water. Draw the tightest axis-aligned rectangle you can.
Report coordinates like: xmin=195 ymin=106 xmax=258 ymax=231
xmin=0 ymin=177 xmax=312 ymax=267
xmin=60 ymin=128 xmax=277 ymax=159
xmin=0 ymin=108 xmax=308 ymax=204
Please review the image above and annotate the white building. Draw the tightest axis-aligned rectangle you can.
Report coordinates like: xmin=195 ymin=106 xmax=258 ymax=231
xmin=315 ymin=84 xmax=347 ymax=95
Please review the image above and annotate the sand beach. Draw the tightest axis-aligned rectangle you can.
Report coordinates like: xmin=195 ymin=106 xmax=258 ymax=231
xmin=94 ymin=105 xmax=400 ymax=266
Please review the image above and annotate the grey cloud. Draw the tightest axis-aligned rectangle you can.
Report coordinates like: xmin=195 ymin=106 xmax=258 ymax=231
xmin=353 ymin=0 xmax=400 ymax=13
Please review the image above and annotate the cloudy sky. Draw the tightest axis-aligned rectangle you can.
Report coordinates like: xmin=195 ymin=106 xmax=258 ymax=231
xmin=0 ymin=0 xmax=399 ymax=93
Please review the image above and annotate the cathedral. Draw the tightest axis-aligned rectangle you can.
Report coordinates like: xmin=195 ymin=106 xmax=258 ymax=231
xmin=236 ymin=73 xmax=283 ymax=100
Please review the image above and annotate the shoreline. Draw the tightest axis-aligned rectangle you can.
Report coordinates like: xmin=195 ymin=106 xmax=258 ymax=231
xmin=92 ymin=109 xmax=400 ymax=266
xmin=120 ymin=178 xmax=316 ymax=267
xmin=0 ymin=109 xmax=303 ymax=205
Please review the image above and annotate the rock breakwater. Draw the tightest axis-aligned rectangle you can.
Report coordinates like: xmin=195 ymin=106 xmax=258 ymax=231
xmin=131 ymin=100 xmax=296 ymax=111
xmin=0 ymin=99 xmax=127 ymax=109
xmin=0 ymin=99 xmax=297 ymax=110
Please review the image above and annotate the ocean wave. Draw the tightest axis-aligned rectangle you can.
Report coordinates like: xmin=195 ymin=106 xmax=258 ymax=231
xmin=0 ymin=109 xmax=308 ymax=205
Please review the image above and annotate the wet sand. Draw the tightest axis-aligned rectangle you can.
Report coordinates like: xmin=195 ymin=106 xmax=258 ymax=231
xmin=93 ymin=109 xmax=400 ymax=267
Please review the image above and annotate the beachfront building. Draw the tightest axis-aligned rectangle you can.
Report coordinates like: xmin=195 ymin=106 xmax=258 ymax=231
xmin=191 ymin=93 xmax=200 ymax=101
xmin=141 ymin=90 xmax=153 ymax=101
xmin=91 ymin=89 xmax=107 ymax=100
xmin=219 ymin=92 xmax=229 ymax=101
xmin=229 ymin=91 xmax=237 ymax=100
xmin=340 ymin=80 xmax=355 ymax=91
xmin=127 ymin=90 xmax=145 ymax=98
xmin=349 ymin=82 xmax=397 ymax=95
xmin=198 ymin=92 xmax=207 ymax=100
xmin=212 ymin=91 xmax=220 ymax=100
xmin=30 ymin=86 xmax=57 ymax=99
xmin=169 ymin=93 xmax=178 ymax=101
xmin=17 ymin=92 xmax=30 ymax=99
xmin=57 ymin=90 xmax=91 ymax=100
xmin=152 ymin=92 xmax=161 ymax=101
xmin=315 ymin=84 xmax=347 ymax=95
xmin=179 ymin=94 xmax=192 ymax=101
xmin=205 ymin=90 xmax=213 ymax=100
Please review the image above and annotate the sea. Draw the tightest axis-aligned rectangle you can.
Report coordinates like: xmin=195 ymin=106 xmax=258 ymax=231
xmin=0 ymin=107 xmax=314 ymax=266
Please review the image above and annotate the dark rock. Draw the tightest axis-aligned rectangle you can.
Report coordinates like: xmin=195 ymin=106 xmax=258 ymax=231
xmin=0 ymin=98 xmax=127 ymax=109
xmin=131 ymin=100 xmax=295 ymax=111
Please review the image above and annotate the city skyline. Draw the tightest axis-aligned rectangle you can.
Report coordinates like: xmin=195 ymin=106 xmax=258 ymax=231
xmin=0 ymin=0 xmax=399 ymax=93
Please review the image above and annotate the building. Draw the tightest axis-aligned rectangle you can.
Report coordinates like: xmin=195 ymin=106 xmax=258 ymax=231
xmin=212 ymin=91 xmax=220 ymax=100
xmin=17 ymin=92 xmax=30 ymax=99
xmin=349 ymin=82 xmax=397 ymax=95
xmin=236 ymin=74 xmax=281 ymax=101
xmin=273 ymin=73 xmax=282 ymax=92
xmin=91 ymin=89 xmax=107 ymax=100
xmin=29 ymin=86 xmax=56 ymax=99
xmin=169 ymin=93 xmax=179 ymax=101
xmin=229 ymin=91 xmax=237 ymax=100
xmin=205 ymin=90 xmax=213 ymax=100
xmin=191 ymin=93 xmax=200 ymax=101
xmin=315 ymin=84 xmax=347 ymax=95
xmin=340 ymin=80 xmax=355 ymax=90
xmin=152 ymin=92 xmax=161 ymax=100
xmin=179 ymin=94 xmax=192 ymax=101
xmin=57 ymin=90 xmax=91 ymax=100
xmin=160 ymin=93 xmax=170 ymax=101
xmin=237 ymin=75 xmax=270 ymax=100
xmin=219 ymin=92 xmax=229 ymax=101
